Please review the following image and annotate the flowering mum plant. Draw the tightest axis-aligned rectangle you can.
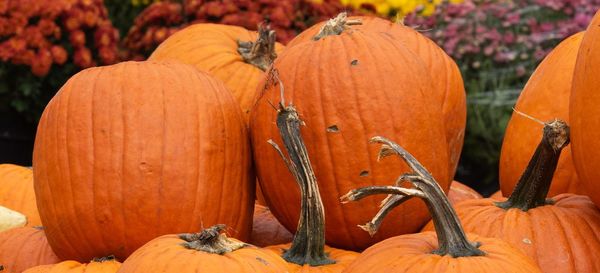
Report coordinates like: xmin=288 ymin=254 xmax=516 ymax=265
xmin=123 ymin=0 xmax=353 ymax=60
xmin=0 ymin=0 xmax=119 ymax=122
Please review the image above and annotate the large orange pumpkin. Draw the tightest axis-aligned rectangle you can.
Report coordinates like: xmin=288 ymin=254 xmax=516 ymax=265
xmin=0 ymin=164 xmax=41 ymax=226
xmin=33 ymin=61 xmax=253 ymax=261
xmin=149 ymin=23 xmax=284 ymax=122
xmin=117 ymin=225 xmax=290 ymax=273
xmin=500 ymin=32 xmax=583 ymax=197
xmin=250 ymin=13 xmax=450 ymax=250
xmin=22 ymin=257 xmax=120 ymax=273
xmin=288 ymin=15 xmax=466 ymax=176
xmin=424 ymin=120 xmax=600 ymax=273
xmin=570 ymin=10 xmax=600 ymax=207
xmin=0 ymin=227 xmax=60 ymax=273
xmin=340 ymin=137 xmax=541 ymax=273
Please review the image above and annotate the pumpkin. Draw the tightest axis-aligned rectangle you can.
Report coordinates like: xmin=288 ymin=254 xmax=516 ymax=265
xmin=251 ymin=12 xmax=450 ymax=250
xmin=22 ymin=257 xmax=120 ymax=273
xmin=570 ymin=10 xmax=600 ymax=207
xmin=250 ymin=204 xmax=293 ymax=247
xmin=262 ymin=102 xmax=358 ymax=272
xmin=0 ymin=206 xmax=26 ymax=232
xmin=149 ymin=23 xmax=284 ymax=123
xmin=0 ymin=164 xmax=41 ymax=226
xmin=340 ymin=137 xmax=541 ymax=273
xmin=500 ymin=32 xmax=583 ymax=197
xmin=424 ymin=120 xmax=600 ymax=273
xmin=33 ymin=61 xmax=253 ymax=261
xmin=447 ymin=181 xmax=482 ymax=205
xmin=117 ymin=224 xmax=290 ymax=273
xmin=0 ymin=227 xmax=60 ymax=273
xmin=287 ymin=15 xmax=466 ymax=177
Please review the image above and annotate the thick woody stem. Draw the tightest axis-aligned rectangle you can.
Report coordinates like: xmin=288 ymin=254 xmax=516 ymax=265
xmin=341 ymin=136 xmax=484 ymax=258
xmin=179 ymin=224 xmax=246 ymax=254
xmin=496 ymin=119 xmax=570 ymax=211
xmin=313 ymin=12 xmax=362 ymax=41
xmin=238 ymin=23 xmax=277 ymax=71
xmin=266 ymin=78 xmax=333 ymax=266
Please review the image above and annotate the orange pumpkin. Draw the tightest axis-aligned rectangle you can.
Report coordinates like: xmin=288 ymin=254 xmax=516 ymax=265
xmin=500 ymin=32 xmax=583 ymax=197
xmin=117 ymin=225 xmax=290 ymax=273
xmin=0 ymin=227 xmax=60 ymax=273
xmin=250 ymin=204 xmax=293 ymax=247
xmin=149 ymin=23 xmax=284 ymax=122
xmin=33 ymin=61 xmax=253 ymax=261
xmin=447 ymin=181 xmax=482 ymax=205
xmin=341 ymin=137 xmax=541 ymax=273
xmin=424 ymin=120 xmax=600 ymax=273
xmin=262 ymin=102 xmax=358 ymax=272
xmin=251 ymin=13 xmax=450 ymax=251
xmin=22 ymin=257 xmax=120 ymax=273
xmin=570 ymin=10 xmax=600 ymax=207
xmin=288 ymin=15 xmax=466 ymax=177
xmin=0 ymin=164 xmax=41 ymax=226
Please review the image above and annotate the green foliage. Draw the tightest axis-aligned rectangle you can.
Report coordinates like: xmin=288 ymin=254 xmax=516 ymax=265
xmin=104 ymin=0 xmax=154 ymax=37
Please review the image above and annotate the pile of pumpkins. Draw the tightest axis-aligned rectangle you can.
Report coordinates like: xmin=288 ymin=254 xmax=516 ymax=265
xmin=1 ymin=8 xmax=600 ymax=273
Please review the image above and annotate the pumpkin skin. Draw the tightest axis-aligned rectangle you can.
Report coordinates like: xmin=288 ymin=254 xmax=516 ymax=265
xmin=0 ymin=227 xmax=60 ymax=273
xmin=0 ymin=164 xmax=41 ymax=226
xmin=33 ymin=61 xmax=253 ymax=261
xmin=22 ymin=259 xmax=121 ymax=273
xmin=342 ymin=231 xmax=540 ymax=273
xmin=149 ymin=23 xmax=284 ymax=122
xmin=423 ymin=195 xmax=600 ymax=273
xmin=251 ymin=28 xmax=450 ymax=250
xmin=500 ymin=32 xmax=583 ymax=197
xmin=570 ymin=11 xmax=600 ymax=207
xmin=250 ymin=204 xmax=293 ymax=247
xmin=288 ymin=16 xmax=466 ymax=176
xmin=266 ymin=245 xmax=358 ymax=273
xmin=117 ymin=234 xmax=290 ymax=273
xmin=447 ymin=181 xmax=482 ymax=205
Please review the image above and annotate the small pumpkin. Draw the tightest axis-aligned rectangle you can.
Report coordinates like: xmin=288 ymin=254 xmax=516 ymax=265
xmin=250 ymin=204 xmax=293 ymax=247
xmin=424 ymin=120 xmax=600 ymax=273
xmin=0 ymin=164 xmax=41 ymax=226
xmin=340 ymin=137 xmax=541 ymax=273
xmin=570 ymin=10 xmax=600 ymax=207
xmin=500 ymin=32 xmax=583 ymax=197
xmin=288 ymin=15 xmax=466 ymax=177
xmin=149 ymin=23 xmax=284 ymax=122
xmin=251 ymin=12 xmax=450 ymax=251
xmin=23 ymin=256 xmax=120 ymax=273
xmin=0 ymin=226 xmax=60 ymax=273
xmin=33 ymin=61 xmax=253 ymax=261
xmin=117 ymin=224 xmax=290 ymax=273
xmin=262 ymin=101 xmax=359 ymax=272
xmin=447 ymin=181 xmax=482 ymax=205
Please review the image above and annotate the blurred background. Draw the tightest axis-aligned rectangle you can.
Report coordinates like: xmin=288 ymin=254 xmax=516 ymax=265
xmin=1 ymin=0 xmax=599 ymax=196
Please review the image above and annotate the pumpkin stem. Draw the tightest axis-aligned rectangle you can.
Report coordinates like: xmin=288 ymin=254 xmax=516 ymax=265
xmin=179 ymin=224 xmax=246 ymax=254
xmin=238 ymin=23 xmax=277 ymax=71
xmin=341 ymin=136 xmax=485 ymax=258
xmin=313 ymin=12 xmax=362 ymax=41
xmin=92 ymin=255 xmax=116 ymax=262
xmin=496 ymin=119 xmax=569 ymax=211
xmin=266 ymin=80 xmax=334 ymax=266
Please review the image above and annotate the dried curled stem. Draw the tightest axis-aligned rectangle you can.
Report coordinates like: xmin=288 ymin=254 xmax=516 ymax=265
xmin=265 ymin=75 xmax=334 ymax=266
xmin=313 ymin=12 xmax=362 ymax=41
xmin=340 ymin=136 xmax=484 ymax=258
xmin=238 ymin=23 xmax=277 ymax=71
xmin=92 ymin=255 xmax=116 ymax=262
xmin=179 ymin=224 xmax=246 ymax=254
